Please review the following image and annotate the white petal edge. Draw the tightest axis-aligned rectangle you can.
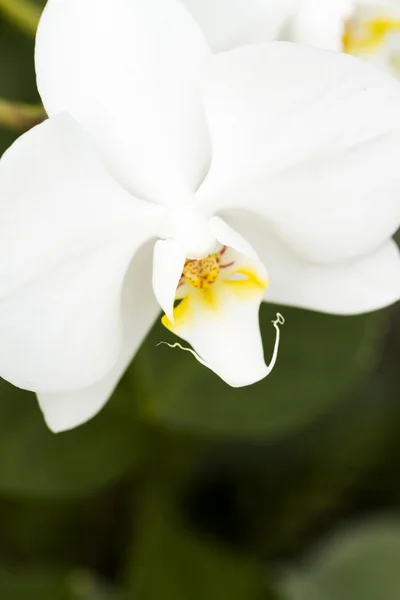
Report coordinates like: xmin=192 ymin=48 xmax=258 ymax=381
xmin=197 ymin=42 xmax=400 ymax=263
xmin=286 ymin=0 xmax=356 ymax=51
xmin=36 ymin=0 xmax=211 ymax=204
xmin=209 ymin=215 xmax=267 ymax=278
xmin=0 ymin=114 xmax=161 ymax=393
xmin=181 ymin=0 xmax=296 ymax=52
xmin=224 ymin=211 xmax=400 ymax=315
xmin=37 ymin=243 xmax=160 ymax=432
xmin=152 ymin=239 xmax=186 ymax=322
xmin=162 ymin=312 xmax=284 ymax=387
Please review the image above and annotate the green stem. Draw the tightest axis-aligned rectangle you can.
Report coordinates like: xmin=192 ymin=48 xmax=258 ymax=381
xmin=0 ymin=0 xmax=41 ymax=37
xmin=0 ymin=99 xmax=46 ymax=132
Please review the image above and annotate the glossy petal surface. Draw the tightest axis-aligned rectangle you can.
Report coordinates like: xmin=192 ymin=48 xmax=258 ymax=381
xmin=36 ymin=0 xmax=211 ymax=203
xmin=37 ymin=244 xmax=159 ymax=432
xmin=198 ymin=43 xmax=400 ymax=263
xmin=0 ymin=115 xmax=159 ymax=393
xmin=225 ymin=212 xmax=400 ymax=315
xmin=182 ymin=0 xmax=296 ymax=51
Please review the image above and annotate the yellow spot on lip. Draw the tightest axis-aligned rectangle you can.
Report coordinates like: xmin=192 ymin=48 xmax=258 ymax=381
xmin=223 ymin=267 xmax=268 ymax=293
xmin=162 ymin=296 xmax=192 ymax=331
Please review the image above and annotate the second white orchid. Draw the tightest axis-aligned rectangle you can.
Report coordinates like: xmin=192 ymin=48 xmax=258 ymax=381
xmin=290 ymin=0 xmax=400 ymax=77
xmin=184 ymin=0 xmax=400 ymax=77
xmin=0 ymin=0 xmax=399 ymax=433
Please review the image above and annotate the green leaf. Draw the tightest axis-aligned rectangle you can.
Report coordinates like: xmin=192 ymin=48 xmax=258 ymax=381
xmin=0 ymin=20 xmax=39 ymax=151
xmin=0 ymin=568 xmax=117 ymax=600
xmin=279 ymin=575 xmax=323 ymax=600
xmin=125 ymin=478 xmax=268 ymax=600
xmin=0 ymin=22 xmax=37 ymax=102
xmin=0 ymin=0 xmax=41 ymax=38
xmin=313 ymin=520 xmax=400 ymax=600
xmin=281 ymin=519 xmax=400 ymax=600
xmin=0 ymin=379 xmax=150 ymax=498
xmin=0 ymin=568 xmax=74 ymax=600
xmin=134 ymin=304 xmax=385 ymax=439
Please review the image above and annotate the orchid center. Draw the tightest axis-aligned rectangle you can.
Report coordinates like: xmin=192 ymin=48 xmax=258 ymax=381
xmin=183 ymin=254 xmax=220 ymax=289
xmin=163 ymin=204 xmax=217 ymax=259
xmin=178 ymin=246 xmax=238 ymax=292
xmin=160 ymin=242 xmax=284 ymax=388
xmin=168 ymin=245 xmax=268 ymax=327
xmin=343 ymin=9 xmax=400 ymax=76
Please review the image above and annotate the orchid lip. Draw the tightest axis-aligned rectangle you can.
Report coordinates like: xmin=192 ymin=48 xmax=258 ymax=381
xmin=157 ymin=233 xmax=283 ymax=388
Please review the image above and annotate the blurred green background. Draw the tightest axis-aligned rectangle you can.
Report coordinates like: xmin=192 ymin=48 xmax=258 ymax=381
xmin=0 ymin=2 xmax=399 ymax=598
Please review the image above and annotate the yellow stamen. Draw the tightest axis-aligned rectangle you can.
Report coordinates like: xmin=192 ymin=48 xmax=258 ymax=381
xmin=183 ymin=254 xmax=220 ymax=289
xmin=162 ymin=251 xmax=269 ymax=336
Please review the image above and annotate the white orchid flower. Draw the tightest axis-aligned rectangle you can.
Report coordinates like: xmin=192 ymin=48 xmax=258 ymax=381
xmin=288 ymin=0 xmax=400 ymax=77
xmin=183 ymin=0 xmax=400 ymax=77
xmin=0 ymin=0 xmax=400 ymax=434
xmin=343 ymin=1 xmax=400 ymax=76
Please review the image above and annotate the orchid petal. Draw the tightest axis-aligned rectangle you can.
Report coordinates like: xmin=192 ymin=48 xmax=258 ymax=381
xmin=225 ymin=212 xmax=400 ymax=315
xmin=287 ymin=0 xmax=356 ymax=51
xmin=209 ymin=216 xmax=267 ymax=275
xmin=181 ymin=0 xmax=296 ymax=52
xmin=36 ymin=0 xmax=211 ymax=204
xmin=37 ymin=245 xmax=159 ymax=432
xmin=0 ymin=115 xmax=160 ymax=393
xmin=265 ymin=239 xmax=400 ymax=315
xmin=197 ymin=43 xmax=400 ymax=263
xmin=153 ymin=239 xmax=186 ymax=323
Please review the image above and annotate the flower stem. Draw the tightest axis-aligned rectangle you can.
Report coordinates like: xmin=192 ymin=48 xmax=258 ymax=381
xmin=0 ymin=99 xmax=46 ymax=132
xmin=0 ymin=0 xmax=41 ymax=37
